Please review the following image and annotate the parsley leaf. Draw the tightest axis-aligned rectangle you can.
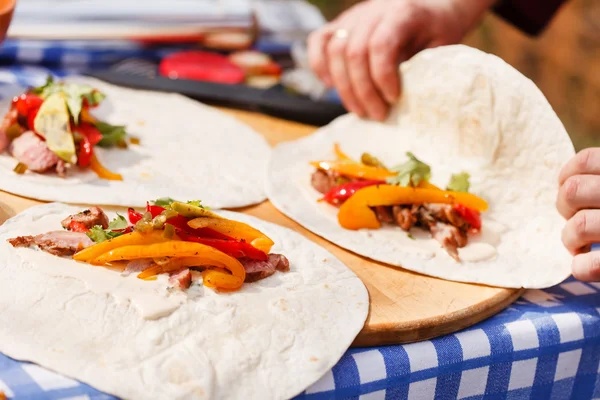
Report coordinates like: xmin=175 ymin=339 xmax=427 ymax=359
xmin=446 ymin=172 xmax=470 ymax=192
xmin=95 ymin=122 xmax=127 ymax=148
xmin=152 ymin=197 xmax=178 ymax=207
xmin=86 ymin=214 xmax=127 ymax=243
xmin=386 ymin=152 xmax=431 ymax=187
xmin=108 ymin=214 xmax=128 ymax=230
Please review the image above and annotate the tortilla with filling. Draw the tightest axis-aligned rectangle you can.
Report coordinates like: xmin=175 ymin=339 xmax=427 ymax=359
xmin=266 ymin=45 xmax=575 ymax=289
xmin=0 ymin=76 xmax=271 ymax=209
xmin=0 ymin=203 xmax=368 ymax=400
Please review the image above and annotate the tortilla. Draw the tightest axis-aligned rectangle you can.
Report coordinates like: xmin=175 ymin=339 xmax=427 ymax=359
xmin=267 ymin=45 xmax=575 ymax=289
xmin=0 ymin=203 xmax=368 ymax=400
xmin=0 ymin=76 xmax=271 ymax=209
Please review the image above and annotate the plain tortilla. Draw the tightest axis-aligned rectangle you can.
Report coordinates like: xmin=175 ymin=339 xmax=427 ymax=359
xmin=0 ymin=76 xmax=271 ymax=208
xmin=266 ymin=45 xmax=575 ymax=289
xmin=0 ymin=203 xmax=369 ymax=400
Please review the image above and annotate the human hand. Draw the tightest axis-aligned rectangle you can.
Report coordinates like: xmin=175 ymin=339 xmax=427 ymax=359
xmin=558 ymin=148 xmax=600 ymax=281
xmin=307 ymin=0 xmax=495 ymax=121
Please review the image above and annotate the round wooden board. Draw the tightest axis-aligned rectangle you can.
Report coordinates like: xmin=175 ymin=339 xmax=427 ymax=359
xmin=0 ymin=107 xmax=524 ymax=347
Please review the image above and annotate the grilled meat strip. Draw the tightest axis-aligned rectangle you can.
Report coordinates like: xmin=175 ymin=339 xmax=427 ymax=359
xmin=9 ymin=131 xmax=59 ymax=172
xmin=241 ymin=253 xmax=290 ymax=283
xmin=8 ymin=231 xmax=94 ymax=256
xmin=61 ymin=206 xmax=109 ymax=230
xmin=169 ymin=268 xmax=192 ymax=290
xmin=374 ymin=203 xmax=470 ymax=261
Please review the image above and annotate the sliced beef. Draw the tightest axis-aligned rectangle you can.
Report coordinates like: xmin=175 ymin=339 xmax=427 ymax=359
xmin=0 ymin=108 xmax=18 ymax=153
xmin=122 ymin=258 xmax=155 ymax=276
xmin=8 ymin=231 xmax=94 ymax=256
xmin=393 ymin=205 xmax=417 ymax=231
xmin=311 ymin=169 xmax=336 ymax=194
xmin=61 ymin=206 xmax=109 ymax=230
xmin=169 ymin=268 xmax=192 ymax=290
xmin=374 ymin=206 xmax=393 ymax=223
xmin=241 ymin=253 xmax=290 ymax=283
xmin=430 ymin=223 xmax=468 ymax=262
xmin=9 ymin=131 xmax=59 ymax=172
xmin=423 ymin=204 xmax=471 ymax=230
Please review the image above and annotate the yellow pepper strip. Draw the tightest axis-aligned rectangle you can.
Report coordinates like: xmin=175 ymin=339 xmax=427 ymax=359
xmin=74 ymin=231 xmax=171 ymax=263
xmin=310 ymin=160 xmax=396 ymax=181
xmin=90 ymin=154 xmax=123 ymax=181
xmin=334 ymin=142 xmax=353 ymax=161
xmin=202 ymin=269 xmax=244 ymax=290
xmin=187 ymin=217 xmax=274 ymax=254
xmin=80 ymin=107 xmax=97 ymax=124
xmin=94 ymin=241 xmax=245 ymax=288
xmin=136 ymin=256 xmax=230 ymax=280
xmin=338 ymin=184 xmax=488 ymax=230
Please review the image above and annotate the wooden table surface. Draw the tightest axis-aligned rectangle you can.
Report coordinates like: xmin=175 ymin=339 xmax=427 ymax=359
xmin=0 ymin=107 xmax=524 ymax=347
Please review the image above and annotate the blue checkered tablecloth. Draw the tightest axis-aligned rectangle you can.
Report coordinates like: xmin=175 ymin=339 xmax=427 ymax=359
xmin=0 ymin=40 xmax=598 ymax=400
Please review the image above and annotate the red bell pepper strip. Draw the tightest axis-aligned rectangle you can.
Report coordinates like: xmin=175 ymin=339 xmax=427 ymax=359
xmin=146 ymin=203 xmax=166 ymax=217
xmin=128 ymin=208 xmax=143 ymax=224
xmin=320 ymin=180 xmax=385 ymax=206
xmin=166 ymin=214 xmax=231 ymax=240
xmin=77 ymin=134 xmax=93 ymax=167
xmin=69 ymin=221 xmax=89 ymax=232
xmin=74 ymin=123 xmax=103 ymax=146
xmin=13 ymin=93 xmax=43 ymax=117
xmin=27 ymin=106 xmax=41 ymax=132
xmin=176 ymin=230 xmax=268 ymax=261
xmin=453 ymin=204 xmax=482 ymax=230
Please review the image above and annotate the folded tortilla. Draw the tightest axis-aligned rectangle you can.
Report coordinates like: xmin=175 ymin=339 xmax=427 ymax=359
xmin=0 ymin=203 xmax=368 ymax=400
xmin=0 ymin=77 xmax=271 ymax=209
xmin=267 ymin=45 xmax=575 ymax=289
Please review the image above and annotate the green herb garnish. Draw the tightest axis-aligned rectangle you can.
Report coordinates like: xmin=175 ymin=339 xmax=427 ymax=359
xmin=386 ymin=152 xmax=431 ymax=187
xmin=151 ymin=197 xmax=177 ymax=207
xmin=446 ymin=172 xmax=470 ymax=193
xmin=95 ymin=122 xmax=127 ymax=148
xmin=86 ymin=214 xmax=127 ymax=243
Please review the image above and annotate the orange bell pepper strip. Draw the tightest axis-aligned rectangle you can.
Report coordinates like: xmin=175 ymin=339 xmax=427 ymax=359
xmin=334 ymin=142 xmax=353 ymax=161
xmin=93 ymin=241 xmax=246 ymax=286
xmin=90 ymin=154 xmax=123 ymax=181
xmin=187 ymin=217 xmax=274 ymax=254
xmin=418 ymin=181 xmax=442 ymax=191
xmin=80 ymin=107 xmax=97 ymax=124
xmin=310 ymin=160 xmax=396 ymax=181
xmin=202 ymin=269 xmax=244 ymax=290
xmin=338 ymin=184 xmax=488 ymax=230
xmin=73 ymin=230 xmax=172 ymax=263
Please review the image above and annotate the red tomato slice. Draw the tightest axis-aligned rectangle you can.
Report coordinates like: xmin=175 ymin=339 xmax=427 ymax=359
xmin=159 ymin=51 xmax=245 ymax=84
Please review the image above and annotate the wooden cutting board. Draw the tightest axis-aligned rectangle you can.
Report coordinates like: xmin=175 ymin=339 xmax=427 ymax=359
xmin=0 ymin=107 xmax=524 ymax=347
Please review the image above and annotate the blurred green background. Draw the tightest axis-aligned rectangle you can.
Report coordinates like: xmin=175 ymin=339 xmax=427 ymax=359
xmin=308 ymin=0 xmax=600 ymax=151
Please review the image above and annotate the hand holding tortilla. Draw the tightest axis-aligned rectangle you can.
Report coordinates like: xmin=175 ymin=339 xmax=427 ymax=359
xmin=557 ymin=148 xmax=600 ymax=282
xmin=267 ymin=45 xmax=575 ymax=289
xmin=8 ymin=198 xmax=289 ymax=291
